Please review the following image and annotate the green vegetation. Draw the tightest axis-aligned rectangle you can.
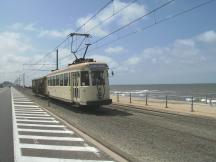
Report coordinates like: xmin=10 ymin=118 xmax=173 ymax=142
xmin=0 ymin=81 xmax=13 ymax=88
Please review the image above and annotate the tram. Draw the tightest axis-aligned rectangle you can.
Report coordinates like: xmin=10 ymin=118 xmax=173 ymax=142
xmin=32 ymin=33 xmax=112 ymax=107
xmin=32 ymin=59 xmax=112 ymax=107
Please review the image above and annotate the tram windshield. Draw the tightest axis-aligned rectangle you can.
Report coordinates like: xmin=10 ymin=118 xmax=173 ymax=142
xmin=91 ymin=71 xmax=105 ymax=86
xmin=81 ymin=71 xmax=90 ymax=86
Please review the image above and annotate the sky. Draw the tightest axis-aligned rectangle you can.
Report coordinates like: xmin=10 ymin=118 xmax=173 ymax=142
xmin=0 ymin=0 xmax=216 ymax=85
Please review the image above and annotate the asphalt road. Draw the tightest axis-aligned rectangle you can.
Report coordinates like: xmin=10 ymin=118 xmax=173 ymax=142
xmin=0 ymin=87 xmax=14 ymax=162
xmin=18 ymin=87 xmax=216 ymax=162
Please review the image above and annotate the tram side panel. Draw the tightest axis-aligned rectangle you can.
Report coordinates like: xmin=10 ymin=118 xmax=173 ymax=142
xmin=46 ymin=70 xmax=111 ymax=106
xmin=47 ymin=74 xmax=72 ymax=102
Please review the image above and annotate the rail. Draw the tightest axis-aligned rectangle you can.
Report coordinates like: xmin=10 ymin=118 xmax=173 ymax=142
xmin=111 ymin=91 xmax=216 ymax=112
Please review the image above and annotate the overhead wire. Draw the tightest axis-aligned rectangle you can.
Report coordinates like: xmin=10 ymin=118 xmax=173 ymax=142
xmin=91 ymin=0 xmax=175 ymax=45
xmin=86 ymin=0 xmax=138 ymax=34
xmin=58 ymin=0 xmax=175 ymax=59
xmin=28 ymin=0 xmax=114 ymax=77
xmin=87 ymin=0 xmax=216 ymax=53
xmin=75 ymin=0 xmax=114 ymax=32
xmin=23 ymin=0 xmax=215 ymax=83
xmin=33 ymin=36 xmax=70 ymax=65
xmin=24 ymin=69 xmax=51 ymax=71
xmin=23 ymin=63 xmax=56 ymax=66
xmin=64 ymin=0 xmax=175 ymax=55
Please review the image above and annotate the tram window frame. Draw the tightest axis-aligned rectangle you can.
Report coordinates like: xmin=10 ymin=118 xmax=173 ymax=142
xmin=50 ymin=77 xmax=53 ymax=86
xmin=55 ymin=75 xmax=59 ymax=86
xmin=68 ymin=73 xmax=71 ymax=86
xmin=70 ymin=72 xmax=73 ymax=86
xmin=77 ymin=72 xmax=80 ymax=86
xmin=72 ymin=72 xmax=75 ymax=86
xmin=60 ymin=74 xmax=64 ymax=86
xmin=49 ymin=77 xmax=51 ymax=86
xmin=52 ymin=76 xmax=56 ymax=86
xmin=81 ymin=71 xmax=90 ymax=86
xmin=64 ymin=73 xmax=69 ymax=86
xmin=48 ymin=77 xmax=50 ymax=86
xmin=91 ymin=71 xmax=105 ymax=86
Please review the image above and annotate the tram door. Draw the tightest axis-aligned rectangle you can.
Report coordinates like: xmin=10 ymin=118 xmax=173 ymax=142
xmin=71 ymin=72 xmax=80 ymax=102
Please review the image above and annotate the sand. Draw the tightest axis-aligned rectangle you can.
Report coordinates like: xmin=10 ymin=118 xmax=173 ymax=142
xmin=111 ymin=95 xmax=216 ymax=119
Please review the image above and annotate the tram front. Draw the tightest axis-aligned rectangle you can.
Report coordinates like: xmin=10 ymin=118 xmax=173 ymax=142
xmin=79 ymin=63 xmax=112 ymax=106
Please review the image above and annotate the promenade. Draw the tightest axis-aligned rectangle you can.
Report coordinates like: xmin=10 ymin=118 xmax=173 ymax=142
xmin=111 ymin=95 xmax=216 ymax=119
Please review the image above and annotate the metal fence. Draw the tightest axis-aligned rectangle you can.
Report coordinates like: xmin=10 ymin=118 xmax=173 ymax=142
xmin=112 ymin=91 xmax=216 ymax=112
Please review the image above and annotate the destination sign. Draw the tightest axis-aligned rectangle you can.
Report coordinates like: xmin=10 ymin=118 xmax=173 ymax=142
xmin=89 ymin=64 xmax=108 ymax=70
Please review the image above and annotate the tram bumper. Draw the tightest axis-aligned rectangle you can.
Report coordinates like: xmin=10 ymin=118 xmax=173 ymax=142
xmin=86 ymin=99 xmax=112 ymax=106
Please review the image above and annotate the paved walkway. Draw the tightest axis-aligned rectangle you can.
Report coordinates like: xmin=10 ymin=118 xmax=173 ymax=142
xmin=12 ymin=88 xmax=115 ymax=162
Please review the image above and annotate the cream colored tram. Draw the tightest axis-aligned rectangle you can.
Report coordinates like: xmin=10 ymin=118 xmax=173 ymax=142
xmin=46 ymin=61 xmax=112 ymax=106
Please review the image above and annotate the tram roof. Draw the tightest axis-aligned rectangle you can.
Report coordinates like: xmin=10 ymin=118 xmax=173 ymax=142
xmin=46 ymin=61 xmax=108 ymax=77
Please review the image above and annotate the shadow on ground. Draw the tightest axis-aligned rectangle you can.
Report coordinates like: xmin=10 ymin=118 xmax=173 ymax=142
xmin=30 ymin=93 xmax=132 ymax=117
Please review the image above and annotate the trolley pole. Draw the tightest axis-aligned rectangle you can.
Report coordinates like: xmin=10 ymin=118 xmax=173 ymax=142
xmin=191 ymin=96 xmax=194 ymax=112
xmin=56 ymin=49 xmax=59 ymax=70
xmin=130 ymin=93 xmax=132 ymax=103
xmin=145 ymin=92 xmax=148 ymax=106
xmin=117 ymin=93 xmax=119 ymax=102
xmin=210 ymin=96 xmax=212 ymax=106
xmin=23 ymin=73 xmax=25 ymax=88
xmin=165 ymin=95 xmax=168 ymax=108
xmin=205 ymin=95 xmax=208 ymax=104
xmin=19 ymin=75 xmax=21 ymax=87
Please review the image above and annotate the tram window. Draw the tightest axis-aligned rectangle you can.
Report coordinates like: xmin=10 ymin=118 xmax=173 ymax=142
xmin=56 ymin=75 xmax=59 ymax=86
xmin=49 ymin=77 xmax=50 ymax=86
xmin=50 ymin=77 xmax=53 ymax=86
xmin=60 ymin=74 xmax=64 ymax=86
xmin=53 ymin=76 xmax=55 ymax=86
xmin=48 ymin=77 xmax=50 ymax=86
xmin=76 ymin=72 xmax=80 ymax=86
xmin=68 ymin=73 xmax=71 ymax=86
xmin=91 ymin=71 xmax=105 ymax=86
xmin=64 ymin=73 xmax=68 ymax=86
xmin=81 ymin=71 xmax=89 ymax=86
xmin=71 ymin=72 xmax=73 ymax=86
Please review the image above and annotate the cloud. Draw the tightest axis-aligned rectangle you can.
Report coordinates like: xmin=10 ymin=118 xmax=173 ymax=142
xmin=105 ymin=46 xmax=125 ymax=54
xmin=0 ymin=31 xmax=49 ymax=84
xmin=108 ymin=30 xmax=216 ymax=84
xmin=76 ymin=0 xmax=147 ymax=37
xmin=197 ymin=30 xmax=216 ymax=43
xmin=140 ymin=38 xmax=203 ymax=65
xmin=0 ymin=32 xmax=32 ymax=54
xmin=125 ymin=56 xmax=141 ymax=65
xmin=76 ymin=16 xmax=108 ymax=37
xmin=114 ymin=0 xmax=147 ymax=25
xmin=38 ymin=29 xmax=71 ymax=38
xmin=9 ymin=22 xmax=72 ymax=38
xmin=121 ymin=30 xmax=216 ymax=73
xmin=174 ymin=39 xmax=195 ymax=47
xmin=9 ymin=22 xmax=38 ymax=32
xmin=89 ymin=54 xmax=119 ymax=70
xmin=86 ymin=30 xmax=216 ymax=79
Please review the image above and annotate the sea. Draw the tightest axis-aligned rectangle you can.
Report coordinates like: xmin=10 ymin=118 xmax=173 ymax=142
xmin=110 ymin=83 xmax=216 ymax=103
